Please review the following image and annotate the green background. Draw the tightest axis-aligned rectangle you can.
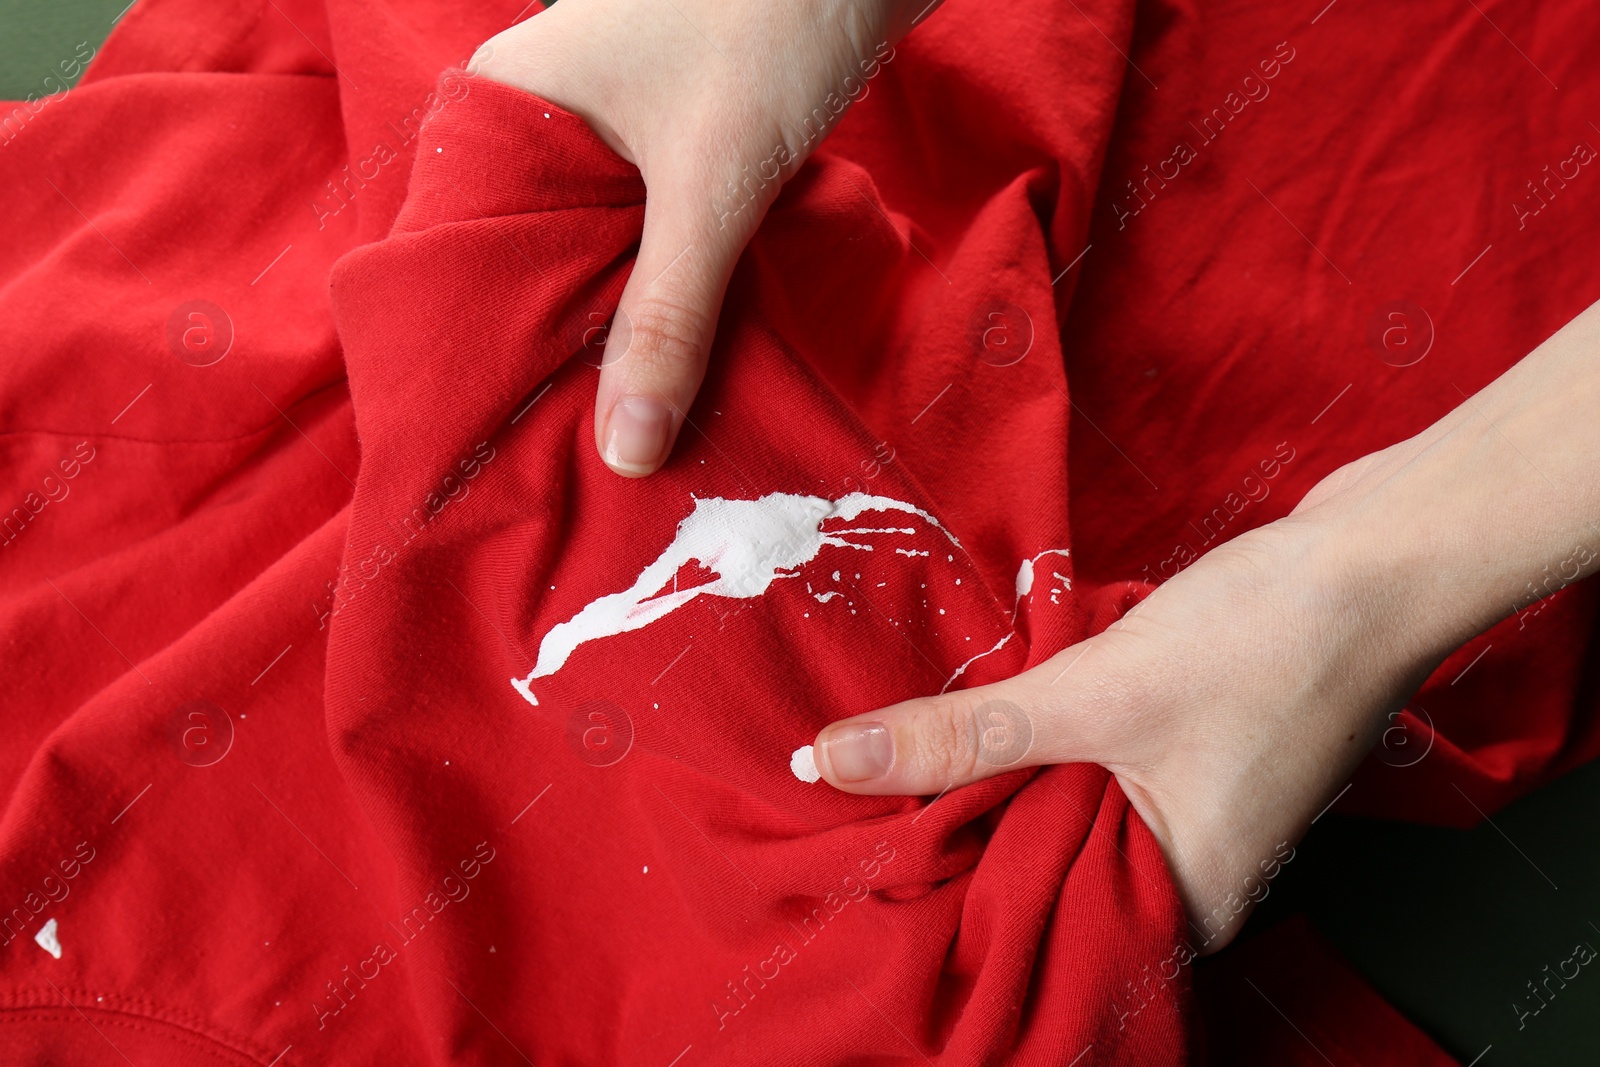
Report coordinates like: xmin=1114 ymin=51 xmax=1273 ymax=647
xmin=0 ymin=0 xmax=129 ymax=100
xmin=4 ymin=1 xmax=1599 ymax=1062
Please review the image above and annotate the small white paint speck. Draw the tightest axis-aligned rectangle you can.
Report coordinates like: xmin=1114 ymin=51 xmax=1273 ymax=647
xmin=955 ymin=578 xmax=961 ymax=585
xmin=643 ymin=866 xmax=649 ymax=873
xmin=543 ymin=112 xmax=550 ymax=118
xmin=939 ymin=608 xmax=946 ymax=615
xmin=435 ymin=147 xmax=443 ymax=153
xmin=444 ymin=760 xmax=450 ymax=765
xmin=790 ymin=745 xmax=821 ymax=783
xmin=653 ymin=702 xmax=659 ymax=709
xmin=240 ymin=714 xmax=246 ymax=719
xmin=832 ymin=570 xmax=840 ymax=581
xmin=34 ymin=918 xmax=61 ymax=959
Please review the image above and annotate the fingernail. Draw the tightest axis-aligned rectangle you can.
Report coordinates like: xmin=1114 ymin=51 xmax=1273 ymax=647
xmin=819 ymin=722 xmax=893 ymax=782
xmin=603 ymin=395 xmax=672 ymax=474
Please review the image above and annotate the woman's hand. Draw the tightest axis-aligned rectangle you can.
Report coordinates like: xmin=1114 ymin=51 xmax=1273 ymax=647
xmin=812 ymin=295 xmax=1600 ymax=947
xmin=811 ymin=492 xmax=1438 ymax=950
xmin=477 ymin=0 xmax=938 ymax=477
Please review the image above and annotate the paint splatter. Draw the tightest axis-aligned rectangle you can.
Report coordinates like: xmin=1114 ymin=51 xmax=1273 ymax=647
xmin=512 ymin=492 xmax=960 ymax=705
xmin=34 ymin=918 xmax=60 ymax=960
xmin=791 ymin=745 xmax=821 ymax=783
xmin=941 ymin=632 xmax=1014 ymax=693
xmin=939 ymin=548 xmax=1071 ymax=692
xmin=1014 ymin=549 xmax=1071 ymax=618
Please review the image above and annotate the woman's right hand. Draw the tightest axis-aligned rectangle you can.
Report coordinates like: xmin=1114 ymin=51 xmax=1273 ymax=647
xmin=477 ymin=0 xmax=940 ymax=477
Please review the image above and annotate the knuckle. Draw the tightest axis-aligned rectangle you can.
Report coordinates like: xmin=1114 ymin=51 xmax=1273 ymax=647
xmin=616 ymin=299 xmax=708 ymax=377
xmin=908 ymin=698 xmax=990 ymax=781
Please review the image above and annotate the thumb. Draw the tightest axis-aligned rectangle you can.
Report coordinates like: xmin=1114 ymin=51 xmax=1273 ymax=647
xmin=594 ymin=177 xmax=752 ymax=478
xmin=810 ymin=652 xmax=1115 ymax=795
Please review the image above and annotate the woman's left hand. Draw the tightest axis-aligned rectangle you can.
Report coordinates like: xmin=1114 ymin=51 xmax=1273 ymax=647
xmin=812 ymin=278 xmax=1600 ymax=949
xmin=809 ymin=442 xmax=1450 ymax=949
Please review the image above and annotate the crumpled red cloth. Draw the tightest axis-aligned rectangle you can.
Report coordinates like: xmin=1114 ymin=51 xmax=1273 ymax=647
xmin=1 ymin=0 xmax=1595 ymax=1062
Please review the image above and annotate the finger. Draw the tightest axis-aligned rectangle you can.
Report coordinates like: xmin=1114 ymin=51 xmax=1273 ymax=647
xmin=594 ymin=173 xmax=752 ymax=477
xmin=810 ymin=655 xmax=1113 ymax=796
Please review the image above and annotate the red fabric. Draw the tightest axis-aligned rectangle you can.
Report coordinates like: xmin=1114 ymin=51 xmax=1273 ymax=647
xmin=1 ymin=0 xmax=1596 ymax=1063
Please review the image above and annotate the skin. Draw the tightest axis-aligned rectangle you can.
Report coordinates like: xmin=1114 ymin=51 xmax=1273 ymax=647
xmin=813 ymin=299 xmax=1600 ymax=948
xmin=480 ymin=4 xmax=1600 ymax=948
xmin=477 ymin=0 xmax=938 ymax=476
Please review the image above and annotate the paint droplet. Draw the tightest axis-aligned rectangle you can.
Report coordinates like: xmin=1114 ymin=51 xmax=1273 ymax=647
xmin=543 ymin=112 xmax=550 ymax=118
xmin=34 ymin=918 xmax=61 ymax=959
xmin=790 ymin=745 xmax=821 ymax=783
xmin=435 ymin=147 xmax=443 ymax=153
xmin=643 ymin=866 xmax=649 ymax=873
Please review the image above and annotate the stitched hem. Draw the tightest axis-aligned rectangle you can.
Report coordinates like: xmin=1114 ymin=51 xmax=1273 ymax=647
xmin=0 ymin=987 xmax=277 ymax=1065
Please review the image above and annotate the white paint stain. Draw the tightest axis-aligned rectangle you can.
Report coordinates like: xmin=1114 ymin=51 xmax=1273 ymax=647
xmin=813 ymin=591 xmax=842 ymax=603
xmin=938 ymin=548 xmax=1072 ymax=694
xmin=791 ymin=745 xmax=821 ymax=783
xmin=512 ymin=492 xmax=960 ymax=705
xmin=941 ymin=631 xmax=1013 ymax=693
xmin=1014 ymin=549 xmax=1071 ymax=620
xmin=34 ymin=918 xmax=60 ymax=960
xmin=1015 ymin=548 xmax=1070 ymax=599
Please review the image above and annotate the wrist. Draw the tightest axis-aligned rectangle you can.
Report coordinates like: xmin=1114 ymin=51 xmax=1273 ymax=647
xmin=1294 ymin=414 xmax=1593 ymax=675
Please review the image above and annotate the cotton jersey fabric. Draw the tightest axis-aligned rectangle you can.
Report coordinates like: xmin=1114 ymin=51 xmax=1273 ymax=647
xmin=2 ymin=0 xmax=1597 ymax=1063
